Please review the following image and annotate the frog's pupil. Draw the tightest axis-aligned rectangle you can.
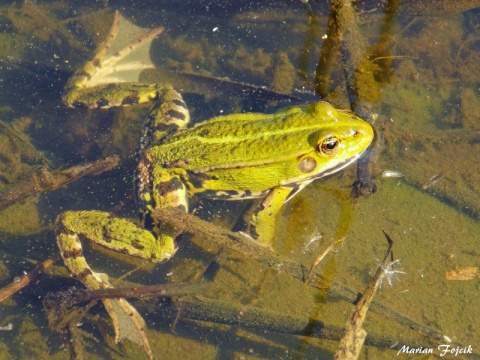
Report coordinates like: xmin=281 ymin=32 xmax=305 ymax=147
xmin=326 ymin=141 xmax=337 ymax=150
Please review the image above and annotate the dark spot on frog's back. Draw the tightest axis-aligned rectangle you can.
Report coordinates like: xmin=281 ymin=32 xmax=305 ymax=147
xmin=186 ymin=172 xmax=212 ymax=189
xmin=155 ymin=122 xmax=179 ymax=134
xmin=96 ymin=98 xmax=110 ymax=108
xmin=156 ymin=178 xmax=184 ymax=195
xmin=131 ymin=239 xmax=145 ymax=251
xmin=61 ymin=248 xmax=83 ymax=259
xmin=122 ymin=95 xmax=140 ymax=106
xmin=167 ymin=109 xmax=186 ymax=121
xmin=75 ymin=71 xmax=92 ymax=81
xmin=76 ymin=268 xmax=94 ymax=282
xmin=204 ymin=189 xmax=251 ymax=199
xmin=175 ymin=204 xmax=187 ymax=212
xmin=102 ymin=228 xmax=113 ymax=243
xmin=92 ymin=57 xmax=101 ymax=67
xmin=172 ymin=99 xmax=187 ymax=109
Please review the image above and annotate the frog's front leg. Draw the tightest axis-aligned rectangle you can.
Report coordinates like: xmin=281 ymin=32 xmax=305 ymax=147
xmin=250 ymin=186 xmax=296 ymax=247
xmin=55 ymin=210 xmax=176 ymax=291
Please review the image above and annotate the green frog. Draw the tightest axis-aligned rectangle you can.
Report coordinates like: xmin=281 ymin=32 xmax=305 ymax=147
xmin=55 ymin=11 xmax=374 ymax=332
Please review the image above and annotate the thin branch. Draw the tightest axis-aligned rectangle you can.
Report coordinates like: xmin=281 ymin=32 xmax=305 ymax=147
xmin=334 ymin=230 xmax=393 ymax=359
xmin=0 ymin=156 xmax=119 ymax=212
xmin=0 ymin=256 xmax=59 ymax=302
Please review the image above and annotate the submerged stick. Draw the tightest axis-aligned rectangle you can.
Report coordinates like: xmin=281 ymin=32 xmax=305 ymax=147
xmin=60 ymin=282 xmax=207 ymax=308
xmin=334 ymin=231 xmax=393 ymax=359
xmin=0 ymin=256 xmax=59 ymax=302
xmin=327 ymin=0 xmax=403 ymax=196
xmin=0 ymin=156 xmax=119 ymax=212
xmin=167 ymin=295 xmax=438 ymax=353
xmin=305 ymin=236 xmax=345 ymax=282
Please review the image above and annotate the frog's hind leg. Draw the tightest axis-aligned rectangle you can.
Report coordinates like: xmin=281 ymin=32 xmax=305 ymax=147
xmin=55 ymin=210 xmax=176 ymax=291
xmin=135 ymin=85 xmax=190 ymax=216
xmin=135 ymin=86 xmax=190 ymax=254
xmin=62 ymin=10 xmax=121 ymax=101
xmin=138 ymin=85 xmax=190 ymax=150
xmin=63 ymin=9 xmax=165 ymax=109
xmin=54 ymin=210 xmax=162 ymax=352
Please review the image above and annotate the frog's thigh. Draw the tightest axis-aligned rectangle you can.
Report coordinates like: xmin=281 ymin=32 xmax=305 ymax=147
xmin=153 ymin=170 xmax=189 ymax=212
xmin=250 ymin=186 xmax=294 ymax=247
xmin=55 ymin=210 xmax=174 ymax=289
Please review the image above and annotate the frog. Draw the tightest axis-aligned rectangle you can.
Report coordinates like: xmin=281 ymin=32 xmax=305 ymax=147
xmin=54 ymin=10 xmax=374 ymax=344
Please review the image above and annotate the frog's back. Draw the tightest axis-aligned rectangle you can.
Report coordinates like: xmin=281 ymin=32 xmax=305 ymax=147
xmin=149 ymin=102 xmax=370 ymax=170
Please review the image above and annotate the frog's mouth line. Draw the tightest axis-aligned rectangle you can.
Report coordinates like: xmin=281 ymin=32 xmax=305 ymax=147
xmin=280 ymin=153 xmax=363 ymax=203
xmin=312 ymin=153 xmax=361 ymax=180
xmin=281 ymin=153 xmax=361 ymax=188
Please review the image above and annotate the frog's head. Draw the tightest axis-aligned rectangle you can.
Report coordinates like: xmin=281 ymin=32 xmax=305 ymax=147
xmin=282 ymin=102 xmax=374 ymax=185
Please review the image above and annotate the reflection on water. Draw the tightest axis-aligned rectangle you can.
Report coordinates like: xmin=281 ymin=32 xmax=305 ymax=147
xmin=0 ymin=1 xmax=479 ymax=359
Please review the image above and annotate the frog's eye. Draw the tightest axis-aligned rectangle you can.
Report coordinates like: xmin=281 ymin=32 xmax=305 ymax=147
xmin=319 ymin=136 xmax=340 ymax=155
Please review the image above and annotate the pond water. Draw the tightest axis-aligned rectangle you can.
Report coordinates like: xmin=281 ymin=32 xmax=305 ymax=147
xmin=0 ymin=1 xmax=479 ymax=359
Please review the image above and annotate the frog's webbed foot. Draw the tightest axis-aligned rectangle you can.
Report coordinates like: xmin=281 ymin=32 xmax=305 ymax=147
xmin=63 ymin=10 xmax=165 ymax=109
xmin=103 ymin=297 xmax=153 ymax=359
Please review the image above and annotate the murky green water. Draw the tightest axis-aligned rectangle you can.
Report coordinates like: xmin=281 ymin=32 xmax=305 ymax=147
xmin=0 ymin=1 xmax=479 ymax=359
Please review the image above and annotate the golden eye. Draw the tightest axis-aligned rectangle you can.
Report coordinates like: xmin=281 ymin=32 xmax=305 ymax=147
xmin=319 ymin=136 xmax=339 ymax=155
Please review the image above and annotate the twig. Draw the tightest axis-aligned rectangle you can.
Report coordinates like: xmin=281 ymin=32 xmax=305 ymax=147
xmin=0 ymin=256 xmax=59 ymax=302
xmin=305 ymin=237 xmax=345 ymax=282
xmin=334 ymin=230 xmax=393 ymax=359
xmin=0 ymin=156 xmax=119 ymax=212
xmin=60 ymin=282 xmax=207 ymax=308
xmin=166 ymin=295 xmax=461 ymax=354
